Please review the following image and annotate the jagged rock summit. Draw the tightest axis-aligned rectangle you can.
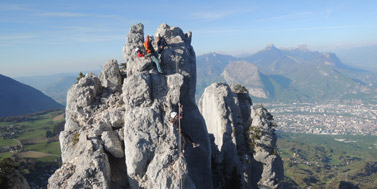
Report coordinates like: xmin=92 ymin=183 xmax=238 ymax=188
xmin=48 ymin=23 xmax=283 ymax=189
xmin=199 ymin=83 xmax=284 ymax=188
xmin=48 ymin=23 xmax=211 ymax=189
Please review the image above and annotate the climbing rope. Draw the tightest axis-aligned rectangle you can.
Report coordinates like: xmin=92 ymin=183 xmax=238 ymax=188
xmin=176 ymin=59 xmax=183 ymax=189
xmin=178 ymin=102 xmax=182 ymax=189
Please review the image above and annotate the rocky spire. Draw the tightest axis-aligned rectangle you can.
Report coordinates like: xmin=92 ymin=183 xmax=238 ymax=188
xmin=199 ymin=82 xmax=284 ymax=188
xmin=48 ymin=22 xmax=283 ymax=189
xmin=49 ymin=23 xmax=211 ymax=189
xmin=122 ymin=23 xmax=211 ymax=188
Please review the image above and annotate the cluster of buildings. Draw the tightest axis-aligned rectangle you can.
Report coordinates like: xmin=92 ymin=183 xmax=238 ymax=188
xmin=265 ymin=101 xmax=377 ymax=135
xmin=0 ymin=124 xmax=23 ymax=139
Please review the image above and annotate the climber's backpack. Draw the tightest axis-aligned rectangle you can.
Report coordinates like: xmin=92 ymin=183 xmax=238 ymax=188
xmin=144 ymin=40 xmax=152 ymax=53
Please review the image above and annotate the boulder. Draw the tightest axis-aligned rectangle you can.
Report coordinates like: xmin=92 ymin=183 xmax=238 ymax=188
xmin=99 ymin=59 xmax=122 ymax=92
xmin=102 ymin=130 xmax=124 ymax=158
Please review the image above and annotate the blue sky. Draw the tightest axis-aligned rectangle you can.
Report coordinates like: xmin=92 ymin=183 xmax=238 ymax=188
xmin=1 ymin=0 xmax=376 ymax=77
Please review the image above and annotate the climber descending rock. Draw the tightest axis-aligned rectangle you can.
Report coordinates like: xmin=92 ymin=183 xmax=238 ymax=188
xmin=170 ymin=105 xmax=200 ymax=155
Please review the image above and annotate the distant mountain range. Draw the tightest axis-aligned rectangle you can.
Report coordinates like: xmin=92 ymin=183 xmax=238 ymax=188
xmin=16 ymin=73 xmax=78 ymax=105
xmin=196 ymin=44 xmax=377 ymax=103
xmin=9 ymin=45 xmax=377 ymax=104
xmin=0 ymin=74 xmax=63 ymax=117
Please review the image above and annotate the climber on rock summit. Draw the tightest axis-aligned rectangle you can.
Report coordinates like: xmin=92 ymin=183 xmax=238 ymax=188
xmin=156 ymin=33 xmax=167 ymax=54
xmin=170 ymin=105 xmax=200 ymax=155
xmin=135 ymin=48 xmax=144 ymax=58
xmin=144 ymin=35 xmax=164 ymax=74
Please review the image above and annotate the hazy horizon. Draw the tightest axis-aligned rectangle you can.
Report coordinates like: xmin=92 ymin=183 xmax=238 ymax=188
xmin=1 ymin=0 xmax=377 ymax=77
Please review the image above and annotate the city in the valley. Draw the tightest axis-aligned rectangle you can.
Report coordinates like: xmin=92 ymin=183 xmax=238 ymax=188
xmin=264 ymin=101 xmax=377 ymax=135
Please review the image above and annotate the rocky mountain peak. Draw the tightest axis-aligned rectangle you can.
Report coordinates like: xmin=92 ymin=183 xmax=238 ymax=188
xmin=222 ymin=61 xmax=268 ymax=98
xmin=294 ymin=44 xmax=309 ymax=51
xmin=48 ymin=23 xmax=283 ymax=189
xmin=49 ymin=23 xmax=211 ymax=189
xmin=263 ymin=43 xmax=278 ymax=51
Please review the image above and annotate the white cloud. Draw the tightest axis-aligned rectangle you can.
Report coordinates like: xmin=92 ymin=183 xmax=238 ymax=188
xmin=0 ymin=4 xmax=34 ymax=11
xmin=256 ymin=11 xmax=312 ymax=22
xmin=0 ymin=34 xmax=36 ymax=40
xmin=36 ymin=12 xmax=86 ymax=17
xmin=0 ymin=34 xmax=37 ymax=46
xmin=191 ymin=7 xmax=254 ymax=22
xmin=191 ymin=11 xmax=234 ymax=21
xmin=55 ymin=26 xmax=112 ymax=33
xmin=283 ymin=25 xmax=356 ymax=31
xmin=194 ymin=28 xmax=241 ymax=34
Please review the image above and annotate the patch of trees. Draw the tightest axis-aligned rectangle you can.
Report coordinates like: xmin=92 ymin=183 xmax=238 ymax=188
xmin=45 ymin=121 xmax=65 ymax=138
xmin=1 ymin=156 xmax=61 ymax=188
xmin=76 ymin=72 xmax=85 ymax=83
xmin=0 ymin=108 xmax=63 ymax=122
xmin=17 ymin=158 xmax=61 ymax=188
xmin=0 ymin=158 xmax=16 ymax=188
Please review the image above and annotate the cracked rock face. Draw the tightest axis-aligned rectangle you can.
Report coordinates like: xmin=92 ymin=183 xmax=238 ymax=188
xmin=122 ymin=23 xmax=211 ymax=189
xmin=49 ymin=23 xmax=211 ymax=189
xmin=199 ymin=82 xmax=283 ymax=189
xmin=99 ymin=59 xmax=122 ymax=92
xmin=249 ymin=106 xmax=284 ymax=189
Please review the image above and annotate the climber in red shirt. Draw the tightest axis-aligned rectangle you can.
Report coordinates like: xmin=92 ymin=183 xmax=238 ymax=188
xmin=135 ymin=48 xmax=144 ymax=58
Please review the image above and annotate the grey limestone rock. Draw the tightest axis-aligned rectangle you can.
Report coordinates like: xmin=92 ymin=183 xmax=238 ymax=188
xmin=49 ymin=22 xmax=285 ymax=189
xmin=65 ymin=73 xmax=101 ymax=125
xmin=49 ymin=62 xmax=128 ymax=188
xmin=122 ymin=23 xmax=211 ymax=189
xmin=199 ymin=82 xmax=284 ymax=188
xmin=249 ymin=106 xmax=284 ymax=189
xmin=123 ymin=23 xmax=144 ymax=63
xmin=48 ymin=152 xmax=111 ymax=189
xmin=101 ymin=108 xmax=125 ymax=128
xmin=50 ymin=23 xmax=211 ymax=189
xmin=102 ymin=130 xmax=124 ymax=158
xmin=99 ymin=59 xmax=122 ymax=92
xmin=122 ymin=73 xmax=152 ymax=108
xmin=199 ymin=82 xmax=252 ymax=188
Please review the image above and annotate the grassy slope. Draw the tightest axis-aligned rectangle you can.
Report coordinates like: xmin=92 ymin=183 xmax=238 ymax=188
xmin=0 ymin=139 xmax=18 ymax=147
xmin=277 ymin=132 xmax=377 ymax=188
xmin=1 ymin=110 xmax=63 ymax=155
xmin=0 ymin=109 xmax=64 ymax=187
